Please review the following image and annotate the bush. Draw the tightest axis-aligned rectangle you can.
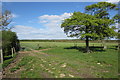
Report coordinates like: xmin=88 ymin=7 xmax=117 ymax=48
xmin=2 ymin=30 xmax=20 ymax=59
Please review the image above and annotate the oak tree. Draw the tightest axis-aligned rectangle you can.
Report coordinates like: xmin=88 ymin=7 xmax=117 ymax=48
xmin=61 ymin=2 xmax=117 ymax=52
xmin=61 ymin=12 xmax=115 ymax=52
xmin=85 ymin=2 xmax=118 ymax=49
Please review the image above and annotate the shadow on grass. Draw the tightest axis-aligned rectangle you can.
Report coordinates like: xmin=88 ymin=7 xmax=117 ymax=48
xmin=108 ymin=45 xmax=119 ymax=50
xmin=4 ymin=56 xmax=13 ymax=60
xmin=64 ymin=46 xmax=105 ymax=53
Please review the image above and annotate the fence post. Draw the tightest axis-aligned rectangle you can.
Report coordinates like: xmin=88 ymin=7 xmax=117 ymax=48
xmin=11 ymin=48 xmax=14 ymax=57
xmin=0 ymin=49 xmax=3 ymax=80
xmin=0 ymin=49 xmax=3 ymax=64
xmin=13 ymin=47 xmax=16 ymax=54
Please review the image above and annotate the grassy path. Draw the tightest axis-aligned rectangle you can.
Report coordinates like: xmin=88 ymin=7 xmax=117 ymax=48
xmin=3 ymin=51 xmax=27 ymax=78
xmin=3 ymin=48 xmax=96 ymax=78
xmin=2 ymin=48 xmax=51 ymax=78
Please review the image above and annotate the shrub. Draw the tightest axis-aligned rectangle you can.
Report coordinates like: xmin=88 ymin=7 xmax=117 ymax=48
xmin=2 ymin=30 xmax=20 ymax=59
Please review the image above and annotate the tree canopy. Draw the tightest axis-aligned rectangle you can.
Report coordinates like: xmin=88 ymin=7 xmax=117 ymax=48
xmin=85 ymin=2 xmax=117 ymax=19
xmin=85 ymin=2 xmax=118 ymax=39
xmin=61 ymin=12 xmax=116 ymax=40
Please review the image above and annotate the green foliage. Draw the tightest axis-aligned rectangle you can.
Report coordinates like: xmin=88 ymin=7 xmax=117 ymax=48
xmin=85 ymin=2 xmax=118 ymax=39
xmin=85 ymin=2 xmax=117 ymax=19
xmin=2 ymin=30 xmax=20 ymax=58
xmin=61 ymin=2 xmax=117 ymax=52
xmin=112 ymin=14 xmax=120 ymax=23
xmin=118 ymin=30 xmax=120 ymax=39
xmin=61 ymin=12 xmax=116 ymax=40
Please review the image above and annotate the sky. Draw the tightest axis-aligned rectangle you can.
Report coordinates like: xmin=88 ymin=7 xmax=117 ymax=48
xmin=2 ymin=0 xmax=119 ymax=40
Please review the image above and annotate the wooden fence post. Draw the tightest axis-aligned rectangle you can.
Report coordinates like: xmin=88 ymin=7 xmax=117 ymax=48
xmin=0 ymin=49 xmax=3 ymax=64
xmin=11 ymin=48 xmax=14 ymax=57
xmin=13 ymin=47 xmax=16 ymax=54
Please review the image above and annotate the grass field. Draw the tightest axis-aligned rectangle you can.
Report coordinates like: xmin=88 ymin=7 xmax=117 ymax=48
xmin=3 ymin=41 xmax=118 ymax=78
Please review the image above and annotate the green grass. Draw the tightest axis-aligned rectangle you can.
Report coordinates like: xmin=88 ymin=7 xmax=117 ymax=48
xmin=2 ymin=54 xmax=17 ymax=68
xmin=10 ymin=66 xmax=20 ymax=72
xmin=11 ymin=41 xmax=118 ymax=78
xmin=43 ymin=47 xmax=118 ymax=78
xmin=20 ymin=41 xmax=117 ymax=50
xmin=17 ymin=56 xmax=34 ymax=67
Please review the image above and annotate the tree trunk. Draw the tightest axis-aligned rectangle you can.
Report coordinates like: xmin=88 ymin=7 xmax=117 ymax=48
xmin=85 ymin=36 xmax=90 ymax=53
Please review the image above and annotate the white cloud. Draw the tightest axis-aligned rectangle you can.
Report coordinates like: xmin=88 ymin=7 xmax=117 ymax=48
xmin=12 ymin=13 xmax=75 ymax=39
xmin=38 ymin=13 xmax=73 ymax=34
xmin=38 ymin=13 xmax=72 ymax=24
xmin=39 ymin=15 xmax=61 ymax=20
xmin=12 ymin=12 xmax=75 ymax=39
xmin=106 ymin=0 xmax=119 ymax=3
xmin=12 ymin=25 xmax=73 ymax=39
xmin=11 ymin=13 xmax=19 ymax=18
xmin=39 ymin=20 xmax=48 ymax=23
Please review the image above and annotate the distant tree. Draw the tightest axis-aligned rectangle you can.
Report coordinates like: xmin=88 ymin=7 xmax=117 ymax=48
xmin=61 ymin=12 xmax=116 ymax=53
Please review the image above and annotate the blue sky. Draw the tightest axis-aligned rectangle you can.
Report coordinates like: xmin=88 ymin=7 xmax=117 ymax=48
xmin=2 ymin=1 xmax=118 ymax=39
